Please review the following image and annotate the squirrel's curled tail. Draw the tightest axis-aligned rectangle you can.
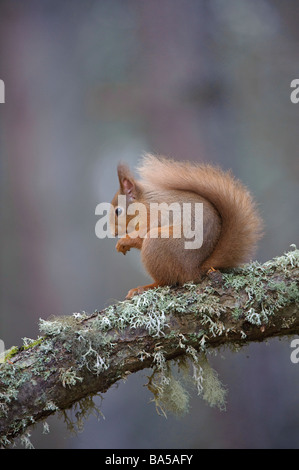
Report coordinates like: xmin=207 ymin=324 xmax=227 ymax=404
xmin=138 ymin=154 xmax=263 ymax=270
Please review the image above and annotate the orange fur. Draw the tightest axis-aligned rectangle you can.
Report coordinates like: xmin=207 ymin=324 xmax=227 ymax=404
xmin=111 ymin=154 xmax=263 ymax=298
xmin=138 ymin=154 xmax=263 ymax=270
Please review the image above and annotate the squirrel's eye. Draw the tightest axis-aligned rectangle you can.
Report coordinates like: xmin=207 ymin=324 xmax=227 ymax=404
xmin=115 ymin=207 xmax=123 ymax=217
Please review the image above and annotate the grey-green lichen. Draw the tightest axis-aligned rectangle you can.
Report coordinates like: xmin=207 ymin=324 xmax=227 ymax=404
xmin=59 ymin=367 xmax=83 ymax=388
xmin=0 ymin=246 xmax=298 ymax=447
xmin=223 ymin=244 xmax=299 ymax=326
xmin=36 ymin=283 xmax=227 ymax=383
xmin=189 ymin=350 xmax=227 ymax=410
xmin=94 ymin=290 xmax=171 ymax=336
xmin=35 ymin=282 xmax=230 ymax=421
xmin=147 ymin=346 xmax=227 ymax=417
xmin=147 ymin=352 xmax=190 ymax=417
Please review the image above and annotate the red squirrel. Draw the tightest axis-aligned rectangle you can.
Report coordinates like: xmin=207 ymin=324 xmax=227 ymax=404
xmin=110 ymin=154 xmax=263 ymax=299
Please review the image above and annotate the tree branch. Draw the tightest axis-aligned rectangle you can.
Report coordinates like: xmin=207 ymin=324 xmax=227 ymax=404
xmin=0 ymin=247 xmax=298 ymax=446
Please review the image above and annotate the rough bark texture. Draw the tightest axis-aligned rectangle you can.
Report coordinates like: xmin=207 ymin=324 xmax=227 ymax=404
xmin=0 ymin=247 xmax=298 ymax=446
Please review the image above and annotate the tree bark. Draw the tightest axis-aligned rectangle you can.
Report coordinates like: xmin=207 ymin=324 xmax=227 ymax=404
xmin=0 ymin=247 xmax=298 ymax=446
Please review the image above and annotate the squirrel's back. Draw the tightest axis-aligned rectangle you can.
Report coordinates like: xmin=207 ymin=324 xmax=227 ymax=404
xmin=138 ymin=154 xmax=263 ymax=270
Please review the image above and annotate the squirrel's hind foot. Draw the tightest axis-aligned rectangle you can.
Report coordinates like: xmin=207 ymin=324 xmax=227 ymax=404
xmin=126 ymin=281 xmax=165 ymax=300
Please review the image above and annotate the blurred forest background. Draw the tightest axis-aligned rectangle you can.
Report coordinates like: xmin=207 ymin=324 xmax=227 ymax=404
xmin=0 ymin=0 xmax=299 ymax=449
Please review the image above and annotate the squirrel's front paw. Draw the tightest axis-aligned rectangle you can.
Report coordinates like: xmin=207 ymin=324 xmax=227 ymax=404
xmin=116 ymin=239 xmax=131 ymax=255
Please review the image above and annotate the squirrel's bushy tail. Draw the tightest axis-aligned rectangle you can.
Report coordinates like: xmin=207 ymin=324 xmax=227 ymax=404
xmin=138 ymin=154 xmax=263 ymax=270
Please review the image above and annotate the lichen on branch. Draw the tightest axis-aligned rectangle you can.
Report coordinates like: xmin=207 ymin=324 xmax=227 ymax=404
xmin=0 ymin=246 xmax=298 ymax=448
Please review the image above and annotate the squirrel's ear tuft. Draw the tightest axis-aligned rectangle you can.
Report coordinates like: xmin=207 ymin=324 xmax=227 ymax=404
xmin=117 ymin=163 xmax=140 ymax=201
